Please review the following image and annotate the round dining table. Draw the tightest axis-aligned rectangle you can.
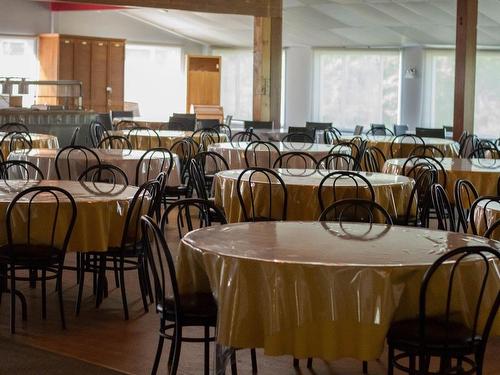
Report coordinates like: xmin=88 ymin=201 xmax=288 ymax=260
xmin=0 ymin=180 xmax=140 ymax=253
xmin=0 ymin=132 xmax=59 ymax=159
xmin=214 ymin=169 xmax=415 ymax=222
xmin=8 ymin=148 xmax=181 ymax=187
xmin=383 ymin=157 xmax=500 ymax=202
xmin=177 ymin=221 xmax=500 ymax=368
xmin=111 ymin=129 xmax=228 ymax=150
xmin=338 ymin=135 xmax=459 ymax=158
xmin=208 ymin=142 xmax=338 ymax=169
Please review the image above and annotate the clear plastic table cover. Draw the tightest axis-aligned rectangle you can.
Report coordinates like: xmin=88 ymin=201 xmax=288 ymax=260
xmin=208 ymin=142 xmax=341 ymax=169
xmin=214 ymin=169 xmax=416 ymax=222
xmin=111 ymin=130 xmax=228 ymax=150
xmin=338 ymin=135 xmax=459 ymax=158
xmin=0 ymin=132 xmax=59 ymax=159
xmin=8 ymin=148 xmax=181 ymax=187
xmin=177 ymin=221 xmax=500 ymax=361
xmin=383 ymin=157 xmax=500 ymax=203
xmin=0 ymin=180 xmax=139 ymax=252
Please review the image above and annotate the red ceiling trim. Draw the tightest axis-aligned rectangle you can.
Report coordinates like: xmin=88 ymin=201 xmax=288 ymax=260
xmin=49 ymin=1 xmax=126 ymax=11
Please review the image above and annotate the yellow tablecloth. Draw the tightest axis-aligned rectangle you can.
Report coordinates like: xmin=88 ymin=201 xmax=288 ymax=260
xmin=208 ymin=142 xmax=337 ymax=169
xmin=0 ymin=132 xmax=59 ymax=159
xmin=383 ymin=157 xmax=500 ymax=203
xmin=0 ymin=180 xmax=138 ymax=252
xmin=214 ymin=169 xmax=415 ymax=222
xmin=177 ymin=222 xmax=500 ymax=361
xmin=112 ymin=130 xmax=228 ymax=150
xmin=472 ymin=200 xmax=500 ymax=240
xmin=8 ymin=148 xmax=181 ymax=187
xmin=338 ymin=135 xmax=459 ymax=158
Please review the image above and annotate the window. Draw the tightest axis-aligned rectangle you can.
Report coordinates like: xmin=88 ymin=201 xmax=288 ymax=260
xmin=313 ymin=49 xmax=401 ymax=127
xmin=475 ymin=51 xmax=500 ymax=138
xmin=212 ymin=48 xmax=253 ymax=121
xmin=125 ymin=44 xmax=184 ymax=119
xmin=0 ymin=36 xmax=38 ymax=107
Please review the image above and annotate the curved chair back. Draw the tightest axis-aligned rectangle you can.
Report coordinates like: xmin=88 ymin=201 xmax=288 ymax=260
xmin=0 ymin=122 xmax=29 ymax=133
xmin=0 ymin=160 xmax=44 ymax=180
xmin=454 ymin=179 xmax=479 ymax=233
xmin=362 ymin=146 xmax=386 ymax=172
xmin=409 ymin=144 xmax=445 ymax=161
xmin=317 ymin=153 xmax=359 ymax=171
xmin=390 ymin=134 xmax=425 ymax=158
xmin=319 ymin=198 xmax=393 ymax=224
xmin=135 ymin=148 xmax=174 ymax=186
xmin=318 ymin=171 xmax=375 ymax=211
xmin=244 ymin=141 xmax=280 ymax=168
xmin=55 ymin=145 xmax=101 ymax=180
xmin=273 ymin=151 xmax=317 ymax=172
xmin=430 ymin=183 xmax=456 ymax=232
xmin=470 ymin=196 xmax=500 ymax=236
xmin=98 ymin=135 xmax=132 ymax=150
xmin=78 ymin=164 xmax=129 ymax=186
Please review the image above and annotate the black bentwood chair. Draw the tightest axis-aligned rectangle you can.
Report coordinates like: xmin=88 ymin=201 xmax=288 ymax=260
xmin=387 ymin=246 xmax=500 ymax=375
xmin=319 ymin=198 xmax=393 ymax=224
xmin=55 ymin=145 xmax=101 ymax=180
xmin=0 ymin=160 xmax=44 ymax=180
xmin=89 ymin=120 xmax=109 ymax=148
xmin=454 ymin=179 xmax=479 ymax=233
xmin=244 ymin=141 xmax=280 ymax=168
xmin=430 ymin=184 xmax=456 ymax=232
xmin=0 ymin=186 xmax=77 ymax=333
xmin=97 ymin=135 xmax=133 ymax=150
xmin=127 ymin=127 xmax=162 ymax=149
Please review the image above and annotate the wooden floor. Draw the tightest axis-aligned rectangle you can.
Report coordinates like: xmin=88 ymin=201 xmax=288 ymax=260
xmin=0 ymin=215 xmax=499 ymax=374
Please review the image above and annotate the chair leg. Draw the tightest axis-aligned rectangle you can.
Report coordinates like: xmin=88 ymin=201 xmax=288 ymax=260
xmin=293 ymin=358 xmax=299 ymax=367
xmin=137 ymin=259 xmax=149 ymax=313
xmin=170 ymin=326 xmax=182 ymax=375
xmin=307 ymin=357 xmax=313 ymax=369
xmin=230 ymin=351 xmax=238 ymax=375
xmin=387 ymin=345 xmax=394 ymax=375
xmin=113 ymin=256 xmax=119 ymax=288
xmin=151 ymin=323 xmax=165 ymax=375
xmin=41 ymin=269 xmax=47 ymax=320
xmin=409 ymin=354 xmax=416 ymax=375
xmin=143 ymin=255 xmax=154 ymax=304
xmin=119 ymin=257 xmax=129 ymax=320
xmin=75 ymin=256 xmax=86 ymax=315
xmin=10 ymin=266 xmax=16 ymax=334
xmin=251 ymin=348 xmax=258 ymax=373
xmin=362 ymin=360 xmax=368 ymax=374
xmin=76 ymin=253 xmax=81 ymax=284
xmin=204 ymin=326 xmax=210 ymax=375
xmin=57 ymin=269 xmax=66 ymax=330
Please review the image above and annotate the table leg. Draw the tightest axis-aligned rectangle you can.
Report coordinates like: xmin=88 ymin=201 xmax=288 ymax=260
xmin=215 ymin=343 xmax=234 ymax=375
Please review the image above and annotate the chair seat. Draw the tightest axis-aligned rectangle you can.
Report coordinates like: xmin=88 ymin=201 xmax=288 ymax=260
xmin=0 ymin=244 xmax=62 ymax=264
xmin=387 ymin=318 xmax=481 ymax=350
xmin=157 ymin=292 xmax=217 ymax=326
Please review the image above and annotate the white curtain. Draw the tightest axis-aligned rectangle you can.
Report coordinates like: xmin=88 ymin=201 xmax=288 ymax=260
xmin=312 ymin=49 xmax=401 ymax=128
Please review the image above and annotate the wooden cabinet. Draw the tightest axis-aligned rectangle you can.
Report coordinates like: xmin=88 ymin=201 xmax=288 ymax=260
xmin=38 ymin=34 xmax=125 ymax=112
xmin=186 ymin=55 xmax=221 ymax=113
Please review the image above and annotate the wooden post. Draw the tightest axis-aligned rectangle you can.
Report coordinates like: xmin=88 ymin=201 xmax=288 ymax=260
xmin=253 ymin=16 xmax=282 ymax=128
xmin=453 ymin=0 xmax=478 ymax=141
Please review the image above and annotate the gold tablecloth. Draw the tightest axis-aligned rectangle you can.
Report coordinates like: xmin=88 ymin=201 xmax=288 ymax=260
xmin=383 ymin=158 xmax=500 ymax=203
xmin=208 ymin=142 xmax=337 ymax=169
xmin=178 ymin=222 xmax=500 ymax=361
xmin=214 ymin=169 xmax=415 ymax=222
xmin=0 ymin=132 xmax=59 ymax=159
xmin=112 ymin=130 xmax=228 ymax=150
xmin=8 ymin=148 xmax=181 ymax=187
xmin=472 ymin=200 xmax=500 ymax=240
xmin=0 ymin=180 xmax=138 ymax=252
xmin=338 ymin=135 xmax=459 ymax=158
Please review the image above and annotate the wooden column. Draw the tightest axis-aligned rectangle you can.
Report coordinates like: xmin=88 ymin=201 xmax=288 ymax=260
xmin=453 ymin=0 xmax=478 ymax=141
xmin=253 ymin=16 xmax=282 ymax=128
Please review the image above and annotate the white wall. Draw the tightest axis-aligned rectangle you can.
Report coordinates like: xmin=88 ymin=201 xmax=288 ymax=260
xmin=400 ymin=46 xmax=425 ymax=131
xmin=0 ymin=0 xmax=51 ymax=36
xmin=284 ymin=46 xmax=313 ymax=127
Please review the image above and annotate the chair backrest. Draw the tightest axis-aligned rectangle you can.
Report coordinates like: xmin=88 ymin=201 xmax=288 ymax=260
xmin=403 ymin=155 xmax=447 ymax=188
xmin=418 ymin=246 xmax=500 ymax=352
xmin=171 ymin=138 xmax=194 ymax=184
xmin=318 ymin=171 xmax=375 ymax=211
xmin=89 ymin=120 xmax=109 ymax=147
xmin=409 ymin=144 xmax=445 ymax=161
xmin=189 ymin=159 xmax=209 ymax=200
xmin=468 ymin=140 xmax=499 ymax=159
xmin=214 ymin=124 xmax=232 ymax=138
xmin=273 ymin=151 xmax=317 ymax=172
xmin=390 ymin=134 xmax=425 ymax=158
xmin=236 ymin=167 xmax=288 ymax=222
xmin=454 ymin=179 xmax=479 ymax=233
xmin=78 ymin=164 xmax=129 ymax=186
xmin=230 ymin=130 xmax=260 ymax=147
xmin=192 ymin=128 xmax=221 ymax=151
xmin=97 ymin=135 xmax=132 ymax=150
xmin=281 ymin=132 xmax=315 ymax=147
xmin=323 ymin=128 xmax=341 ymax=144
xmin=0 ymin=160 xmax=44 ymax=180
xmin=362 ymin=146 xmax=386 ymax=172
xmin=171 ymin=113 xmax=196 ymax=131
xmin=286 ymin=126 xmax=316 ymax=141
xmin=111 ymin=110 xmax=134 ymax=119
xmin=393 ymin=124 xmax=408 ymax=136
xmin=244 ymin=120 xmax=273 ymax=130
xmin=121 ymin=180 xmax=161 ymax=249
xmin=0 ymin=122 xmax=29 ymax=133
xmin=470 ymin=196 xmax=500 ymax=236
xmin=135 ymin=148 xmax=174 ymax=186
xmin=459 ymin=134 xmax=480 ymax=158
xmin=367 ymin=124 xmax=393 ymax=136
xmin=194 ymin=151 xmax=229 ymax=181
xmin=484 ymin=218 xmax=500 ymax=239
xmin=96 ymin=113 xmax=113 ymax=130
xmin=244 ymin=141 xmax=280 ymax=168
xmin=1 ymin=131 xmax=32 ymax=158
xmin=319 ymin=198 xmax=393 ymax=224
xmin=316 ymin=153 xmax=359 ymax=171
xmin=6 ymin=186 xmax=77 ymax=257
xmin=415 ymin=127 xmax=445 ymax=139
xmin=70 ymin=127 xmax=80 ymax=146
xmin=306 ymin=122 xmax=333 ymax=131
xmin=430 ymin=183 xmax=456 ymax=232
xmin=330 ymin=141 xmax=360 ymax=160
xmin=353 ymin=125 xmax=364 ymax=135
xmin=224 ymin=115 xmax=233 ymax=126
xmin=126 ymin=127 xmax=161 ymax=149
xmin=403 ymin=164 xmax=437 ymax=227
xmin=114 ymin=120 xmax=138 ymax=131
xmin=197 ymin=119 xmax=220 ymax=130
xmin=55 ymin=145 xmax=101 ymax=180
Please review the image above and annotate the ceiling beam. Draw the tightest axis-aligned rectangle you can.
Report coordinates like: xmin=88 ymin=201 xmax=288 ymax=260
xmin=56 ymin=0 xmax=282 ymax=17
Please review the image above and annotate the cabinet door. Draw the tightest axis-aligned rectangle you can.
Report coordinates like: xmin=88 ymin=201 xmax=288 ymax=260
xmin=74 ymin=39 xmax=92 ymax=110
xmin=91 ymin=40 xmax=108 ymax=113
xmin=107 ymin=41 xmax=125 ymax=111
xmin=59 ymin=38 xmax=74 ymax=80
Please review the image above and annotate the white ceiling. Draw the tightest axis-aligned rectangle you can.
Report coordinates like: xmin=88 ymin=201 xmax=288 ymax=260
xmin=81 ymin=0 xmax=500 ymax=47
